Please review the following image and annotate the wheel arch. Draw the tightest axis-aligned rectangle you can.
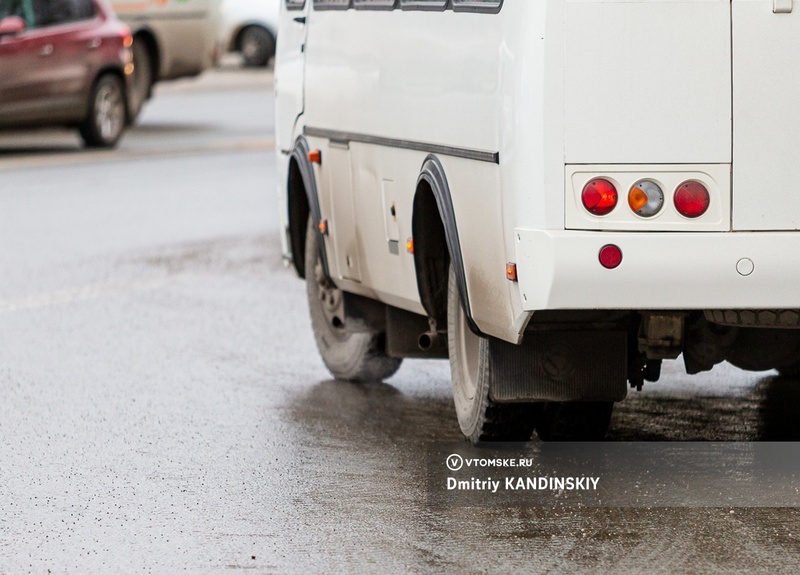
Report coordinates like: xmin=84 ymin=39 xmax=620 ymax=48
xmin=287 ymin=137 xmax=329 ymax=280
xmin=132 ymin=29 xmax=160 ymax=82
xmin=93 ymin=66 xmax=126 ymax=86
xmin=412 ymin=155 xmax=480 ymax=334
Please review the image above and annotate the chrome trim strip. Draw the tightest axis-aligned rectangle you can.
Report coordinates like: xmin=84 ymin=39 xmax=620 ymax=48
xmin=304 ymin=126 xmax=500 ymax=164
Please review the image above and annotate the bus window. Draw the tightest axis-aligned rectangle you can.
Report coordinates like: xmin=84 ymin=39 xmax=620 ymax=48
xmin=452 ymin=0 xmax=502 ymax=13
xmin=313 ymin=0 xmax=350 ymax=10
xmin=353 ymin=0 xmax=396 ymax=9
xmin=398 ymin=0 xmax=446 ymax=10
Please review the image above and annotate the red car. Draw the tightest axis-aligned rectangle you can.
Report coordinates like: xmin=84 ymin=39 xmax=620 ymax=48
xmin=0 ymin=0 xmax=133 ymax=148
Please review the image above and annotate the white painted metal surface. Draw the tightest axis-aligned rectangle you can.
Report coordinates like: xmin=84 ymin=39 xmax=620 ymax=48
xmin=515 ymin=229 xmax=800 ymax=311
xmin=564 ymin=0 xmax=731 ymax=165
xmin=274 ymin=0 xmax=308 ymax=153
xmin=732 ymin=0 xmax=800 ymax=230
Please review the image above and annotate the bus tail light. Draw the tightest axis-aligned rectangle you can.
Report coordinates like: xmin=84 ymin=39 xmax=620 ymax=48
xmin=628 ymin=180 xmax=664 ymax=217
xmin=581 ymin=178 xmax=618 ymax=216
xmin=674 ymin=181 xmax=710 ymax=218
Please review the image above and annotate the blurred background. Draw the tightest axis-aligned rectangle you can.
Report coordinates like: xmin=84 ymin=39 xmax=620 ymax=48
xmin=0 ymin=0 xmax=278 ymax=146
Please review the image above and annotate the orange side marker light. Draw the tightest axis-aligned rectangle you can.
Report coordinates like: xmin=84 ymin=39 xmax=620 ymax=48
xmin=506 ymin=263 xmax=518 ymax=282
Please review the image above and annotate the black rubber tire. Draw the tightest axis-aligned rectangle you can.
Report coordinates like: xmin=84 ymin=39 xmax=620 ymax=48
xmin=128 ymin=37 xmax=153 ymax=123
xmin=777 ymin=363 xmax=800 ymax=378
xmin=533 ymin=401 xmax=613 ymax=441
xmin=304 ymin=218 xmax=402 ymax=382
xmin=79 ymin=74 xmax=126 ymax=148
xmin=240 ymin=26 xmax=275 ymax=67
xmin=447 ymin=265 xmax=536 ymax=443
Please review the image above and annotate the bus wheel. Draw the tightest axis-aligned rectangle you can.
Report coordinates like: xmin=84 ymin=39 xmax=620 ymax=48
xmin=447 ymin=265 xmax=536 ymax=443
xmin=304 ymin=218 xmax=402 ymax=382
xmin=534 ymin=401 xmax=613 ymax=441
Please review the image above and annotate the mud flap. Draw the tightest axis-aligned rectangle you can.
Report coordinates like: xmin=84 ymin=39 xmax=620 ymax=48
xmin=488 ymin=331 xmax=628 ymax=402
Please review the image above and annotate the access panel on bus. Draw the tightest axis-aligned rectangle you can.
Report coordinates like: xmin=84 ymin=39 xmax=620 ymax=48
xmin=732 ymin=0 xmax=800 ymax=231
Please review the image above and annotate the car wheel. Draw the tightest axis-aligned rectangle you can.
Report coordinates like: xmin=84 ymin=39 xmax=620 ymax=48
xmin=304 ymin=218 xmax=402 ymax=382
xmin=533 ymin=401 xmax=614 ymax=441
xmin=239 ymin=26 xmax=274 ymax=67
xmin=128 ymin=38 xmax=153 ymax=123
xmin=79 ymin=74 xmax=126 ymax=148
xmin=447 ymin=265 xmax=537 ymax=443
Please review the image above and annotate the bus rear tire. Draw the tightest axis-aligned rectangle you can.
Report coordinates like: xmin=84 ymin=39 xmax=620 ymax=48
xmin=447 ymin=265 xmax=536 ymax=443
xmin=304 ymin=218 xmax=402 ymax=382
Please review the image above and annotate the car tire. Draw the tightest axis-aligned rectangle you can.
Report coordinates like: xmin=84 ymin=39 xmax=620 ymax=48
xmin=240 ymin=26 xmax=274 ymax=67
xmin=533 ymin=401 xmax=614 ymax=441
xmin=128 ymin=38 xmax=153 ymax=123
xmin=79 ymin=74 xmax=126 ymax=148
xmin=304 ymin=218 xmax=402 ymax=382
xmin=447 ymin=265 xmax=537 ymax=443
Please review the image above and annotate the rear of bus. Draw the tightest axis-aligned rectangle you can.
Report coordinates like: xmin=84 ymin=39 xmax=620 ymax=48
xmin=274 ymin=0 xmax=800 ymax=442
xmin=514 ymin=0 xmax=800 ymax=377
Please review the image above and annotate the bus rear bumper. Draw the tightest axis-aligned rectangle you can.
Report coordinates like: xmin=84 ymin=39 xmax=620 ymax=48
xmin=514 ymin=229 xmax=800 ymax=311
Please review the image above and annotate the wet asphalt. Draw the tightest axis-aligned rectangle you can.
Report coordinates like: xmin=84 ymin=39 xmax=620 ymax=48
xmin=1 ymin=66 xmax=800 ymax=574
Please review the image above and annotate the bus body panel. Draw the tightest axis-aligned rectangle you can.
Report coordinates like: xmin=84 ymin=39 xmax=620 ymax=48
xmin=274 ymin=0 xmax=309 ymax=153
xmin=302 ymin=7 xmax=519 ymax=339
xmin=563 ymin=0 xmax=731 ymax=165
xmin=732 ymin=0 xmax=800 ymax=231
xmin=516 ymin=229 xmax=800 ymax=311
xmin=303 ymin=10 xmax=502 ymax=154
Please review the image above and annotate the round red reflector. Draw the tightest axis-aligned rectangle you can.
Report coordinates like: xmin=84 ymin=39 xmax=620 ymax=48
xmin=674 ymin=181 xmax=710 ymax=218
xmin=582 ymin=178 xmax=618 ymax=216
xmin=599 ymin=244 xmax=622 ymax=269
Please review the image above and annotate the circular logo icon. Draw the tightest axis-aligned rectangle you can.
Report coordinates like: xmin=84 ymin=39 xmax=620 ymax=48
xmin=446 ymin=454 xmax=464 ymax=471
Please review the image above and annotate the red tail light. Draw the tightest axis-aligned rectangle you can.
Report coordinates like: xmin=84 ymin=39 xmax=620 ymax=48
xmin=674 ymin=181 xmax=710 ymax=218
xmin=582 ymin=178 xmax=618 ymax=216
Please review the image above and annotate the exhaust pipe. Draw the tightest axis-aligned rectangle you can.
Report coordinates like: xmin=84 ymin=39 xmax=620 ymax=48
xmin=418 ymin=330 xmax=446 ymax=352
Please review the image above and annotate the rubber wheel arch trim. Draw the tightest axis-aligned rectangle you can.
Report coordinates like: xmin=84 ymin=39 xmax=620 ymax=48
xmin=416 ymin=155 xmax=481 ymax=336
xmin=291 ymin=136 xmax=333 ymax=282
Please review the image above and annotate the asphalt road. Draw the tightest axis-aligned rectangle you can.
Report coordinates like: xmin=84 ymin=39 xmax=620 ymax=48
xmin=1 ymin=66 xmax=800 ymax=574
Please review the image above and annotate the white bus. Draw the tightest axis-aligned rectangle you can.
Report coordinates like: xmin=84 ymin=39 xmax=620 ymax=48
xmin=275 ymin=0 xmax=800 ymax=443
xmin=111 ymin=0 xmax=220 ymax=119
